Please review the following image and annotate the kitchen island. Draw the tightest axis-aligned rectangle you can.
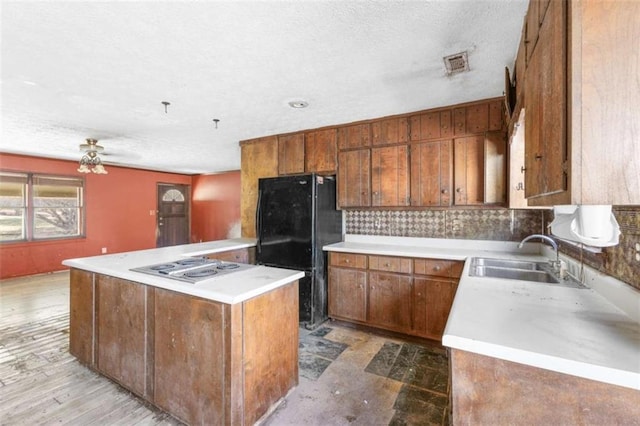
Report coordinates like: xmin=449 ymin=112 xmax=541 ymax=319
xmin=63 ymin=238 xmax=303 ymax=426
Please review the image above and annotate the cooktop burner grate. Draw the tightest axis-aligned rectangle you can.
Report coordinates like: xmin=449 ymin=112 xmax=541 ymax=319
xmin=131 ymin=257 xmax=257 ymax=283
xmin=184 ymin=268 xmax=219 ymax=278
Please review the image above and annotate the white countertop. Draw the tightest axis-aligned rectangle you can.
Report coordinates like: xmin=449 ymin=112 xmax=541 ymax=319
xmin=324 ymin=235 xmax=640 ymax=391
xmin=63 ymin=238 xmax=304 ymax=305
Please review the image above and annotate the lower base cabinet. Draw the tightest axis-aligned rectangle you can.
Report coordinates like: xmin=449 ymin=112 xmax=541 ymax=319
xmin=327 ymin=253 xmax=462 ymax=341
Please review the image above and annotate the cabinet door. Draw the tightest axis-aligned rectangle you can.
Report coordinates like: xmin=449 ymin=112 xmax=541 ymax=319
xmin=328 ymin=267 xmax=367 ymax=322
xmin=525 ymin=0 xmax=541 ymax=63
xmin=524 ymin=0 xmax=567 ymax=199
xmin=154 ymin=288 xmax=226 ymax=424
xmin=337 ymin=149 xmax=371 ymax=208
xmin=453 ymin=108 xmax=466 ymax=136
xmin=410 ymin=110 xmax=452 ymax=141
xmin=371 ymin=145 xmax=410 ymax=206
xmin=278 ymin=133 xmax=305 ymax=175
xmin=338 ymin=123 xmax=371 ymax=150
xmin=371 ymin=117 xmax=409 ymax=146
xmin=96 ymin=275 xmax=148 ymax=397
xmin=466 ymin=103 xmax=489 ymax=134
xmin=410 ymin=140 xmax=452 ymax=206
xmin=488 ymin=100 xmax=503 ymax=131
xmin=454 ymin=136 xmax=485 ymax=205
xmin=240 ymin=137 xmax=279 ymax=237
xmin=368 ymin=272 xmax=412 ymax=332
xmin=413 ymin=277 xmax=458 ymax=340
xmin=305 ymin=129 xmax=337 ymax=174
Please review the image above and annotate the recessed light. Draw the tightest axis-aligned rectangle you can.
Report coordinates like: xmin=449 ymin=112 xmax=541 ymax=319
xmin=288 ymin=100 xmax=309 ymax=109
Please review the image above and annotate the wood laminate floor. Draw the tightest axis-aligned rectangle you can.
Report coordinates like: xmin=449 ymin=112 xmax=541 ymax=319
xmin=0 ymin=271 xmax=450 ymax=426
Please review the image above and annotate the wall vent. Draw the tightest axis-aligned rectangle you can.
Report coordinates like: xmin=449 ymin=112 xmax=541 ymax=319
xmin=443 ymin=51 xmax=470 ymax=75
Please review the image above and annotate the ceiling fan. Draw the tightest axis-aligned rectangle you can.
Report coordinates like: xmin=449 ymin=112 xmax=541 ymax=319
xmin=77 ymin=138 xmax=108 ymax=174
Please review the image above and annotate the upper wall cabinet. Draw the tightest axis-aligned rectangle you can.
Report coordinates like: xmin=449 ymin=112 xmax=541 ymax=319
xmin=517 ymin=0 xmax=639 ymax=205
xmin=305 ymin=129 xmax=338 ymax=174
xmin=371 ymin=117 xmax=409 ymax=146
xmin=409 ymin=110 xmax=452 ymax=141
xmin=278 ymin=133 xmax=305 ymax=176
xmin=338 ymin=124 xmax=371 ymax=150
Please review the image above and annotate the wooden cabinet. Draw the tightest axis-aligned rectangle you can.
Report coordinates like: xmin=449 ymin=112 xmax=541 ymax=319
xmin=466 ymin=103 xmax=489 ymax=134
xmin=327 ymin=253 xmax=462 ymax=341
xmin=413 ymin=259 xmax=462 ymax=340
xmin=208 ymin=247 xmax=255 ymax=264
xmin=95 ymin=275 xmax=149 ymax=397
xmin=305 ymin=129 xmax=337 ymax=174
xmin=278 ymin=133 xmax=305 ymax=175
xmin=371 ymin=145 xmax=410 ymax=206
xmin=524 ymin=0 xmax=567 ymax=201
xmin=338 ymin=123 xmax=370 ymax=150
xmin=337 ymin=149 xmax=371 ymax=208
xmin=454 ymin=136 xmax=485 ymax=205
xmin=371 ymin=117 xmax=409 ymax=146
xmin=240 ymin=136 xmax=278 ymax=237
xmin=328 ymin=253 xmax=367 ymax=322
xmin=410 ymin=110 xmax=452 ymax=141
xmin=368 ymin=272 xmax=412 ymax=332
xmin=410 ymin=139 xmax=452 ymax=206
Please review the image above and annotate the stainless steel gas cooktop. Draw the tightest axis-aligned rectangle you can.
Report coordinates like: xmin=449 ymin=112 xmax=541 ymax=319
xmin=131 ymin=257 xmax=256 ymax=283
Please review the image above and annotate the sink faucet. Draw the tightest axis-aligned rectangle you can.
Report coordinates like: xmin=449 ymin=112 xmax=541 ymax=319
xmin=518 ymin=234 xmax=561 ymax=273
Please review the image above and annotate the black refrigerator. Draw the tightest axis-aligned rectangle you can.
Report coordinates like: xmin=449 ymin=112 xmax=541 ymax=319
xmin=256 ymin=174 xmax=343 ymax=329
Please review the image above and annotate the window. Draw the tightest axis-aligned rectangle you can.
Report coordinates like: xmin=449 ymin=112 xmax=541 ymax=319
xmin=0 ymin=172 xmax=85 ymax=242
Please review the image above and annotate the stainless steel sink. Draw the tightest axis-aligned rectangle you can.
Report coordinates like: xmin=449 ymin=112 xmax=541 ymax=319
xmin=471 ymin=258 xmax=542 ymax=271
xmin=468 ymin=257 xmax=585 ymax=288
xmin=470 ymin=265 xmax=560 ymax=283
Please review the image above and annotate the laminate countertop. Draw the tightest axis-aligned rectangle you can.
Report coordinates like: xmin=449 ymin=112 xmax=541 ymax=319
xmin=324 ymin=235 xmax=640 ymax=391
xmin=63 ymin=238 xmax=304 ymax=305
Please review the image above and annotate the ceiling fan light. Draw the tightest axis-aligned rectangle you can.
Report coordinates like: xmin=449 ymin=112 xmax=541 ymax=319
xmin=77 ymin=164 xmax=91 ymax=173
xmin=92 ymin=164 xmax=108 ymax=174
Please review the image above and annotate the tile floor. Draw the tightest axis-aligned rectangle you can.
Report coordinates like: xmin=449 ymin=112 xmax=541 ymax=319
xmin=262 ymin=323 xmax=450 ymax=426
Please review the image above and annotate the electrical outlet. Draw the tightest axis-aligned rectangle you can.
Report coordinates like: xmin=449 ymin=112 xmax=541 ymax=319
xmin=101 ymin=247 xmax=107 ymax=254
xmin=635 ymin=242 xmax=640 ymax=262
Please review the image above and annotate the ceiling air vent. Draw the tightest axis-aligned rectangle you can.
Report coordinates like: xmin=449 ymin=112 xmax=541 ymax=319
xmin=443 ymin=51 xmax=470 ymax=75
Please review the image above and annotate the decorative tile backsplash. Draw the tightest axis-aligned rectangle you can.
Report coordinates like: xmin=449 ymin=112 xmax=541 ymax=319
xmin=345 ymin=206 xmax=640 ymax=290
xmin=345 ymin=208 xmax=544 ymax=241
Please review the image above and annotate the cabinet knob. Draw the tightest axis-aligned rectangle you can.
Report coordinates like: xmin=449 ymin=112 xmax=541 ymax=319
xmin=456 ymin=188 xmax=463 ymax=193
xmin=441 ymin=189 xmax=448 ymax=194
xmin=433 ymin=265 xmax=441 ymax=271
xmin=344 ymin=259 xmax=350 ymax=263
xmin=384 ymin=263 xmax=390 ymax=267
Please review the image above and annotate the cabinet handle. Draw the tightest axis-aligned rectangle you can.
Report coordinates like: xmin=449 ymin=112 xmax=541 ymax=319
xmin=521 ymin=166 xmax=526 ymax=173
xmin=344 ymin=259 xmax=350 ymax=263
xmin=384 ymin=263 xmax=390 ymax=267
xmin=456 ymin=188 xmax=463 ymax=193
xmin=535 ymin=155 xmax=543 ymax=160
xmin=441 ymin=189 xmax=448 ymax=194
xmin=433 ymin=265 xmax=441 ymax=271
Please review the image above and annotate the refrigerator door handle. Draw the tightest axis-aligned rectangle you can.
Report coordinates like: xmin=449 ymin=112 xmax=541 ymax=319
xmin=255 ymin=188 xmax=263 ymax=254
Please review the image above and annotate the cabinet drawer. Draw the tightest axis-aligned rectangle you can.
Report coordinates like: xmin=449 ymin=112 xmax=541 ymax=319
xmin=368 ymin=256 xmax=412 ymax=274
xmin=330 ymin=253 xmax=367 ymax=269
xmin=413 ymin=259 xmax=463 ymax=278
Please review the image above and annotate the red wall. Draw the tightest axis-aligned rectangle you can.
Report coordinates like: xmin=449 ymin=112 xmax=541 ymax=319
xmin=191 ymin=171 xmax=241 ymax=242
xmin=0 ymin=153 xmax=192 ymax=279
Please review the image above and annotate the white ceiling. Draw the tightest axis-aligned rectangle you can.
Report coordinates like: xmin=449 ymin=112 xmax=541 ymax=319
xmin=1 ymin=0 xmax=527 ymax=175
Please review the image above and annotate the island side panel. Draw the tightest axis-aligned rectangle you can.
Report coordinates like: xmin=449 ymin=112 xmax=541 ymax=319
xmin=226 ymin=302 xmax=245 ymax=426
xmin=242 ymin=280 xmax=299 ymax=425
xmin=69 ymin=268 xmax=95 ymax=366
xmin=153 ymin=288 xmax=226 ymax=425
xmin=450 ymin=349 xmax=640 ymax=425
xmin=95 ymin=275 xmax=148 ymax=397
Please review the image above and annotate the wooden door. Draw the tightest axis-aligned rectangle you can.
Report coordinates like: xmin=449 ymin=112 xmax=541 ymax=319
xmin=454 ymin=136 xmax=485 ymax=205
xmin=278 ymin=133 xmax=305 ymax=175
xmin=156 ymin=183 xmax=190 ymax=247
xmin=410 ymin=140 xmax=452 ymax=206
xmin=371 ymin=145 xmax=410 ymax=206
xmin=337 ymin=149 xmax=371 ymax=208
xmin=96 ymin=275 xmax=148 ymax=397
xmin=368 ymin=271 xmax=412 ymax=332
xmin=328 ymin=267 xmax=367 ymax=322
xmin=305 ymin=129 xmax=337 ymax=174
